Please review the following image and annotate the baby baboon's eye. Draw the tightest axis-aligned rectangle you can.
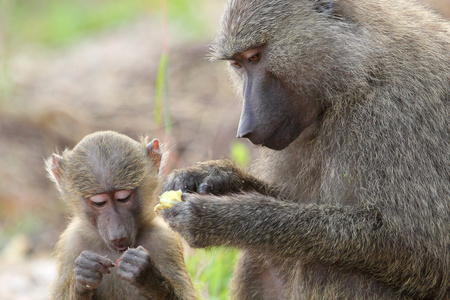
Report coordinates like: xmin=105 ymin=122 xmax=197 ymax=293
xmin=89 ymin=194 xmax=108 ymax=207
xmin=115 ymin=190 xmax=132 ymax=203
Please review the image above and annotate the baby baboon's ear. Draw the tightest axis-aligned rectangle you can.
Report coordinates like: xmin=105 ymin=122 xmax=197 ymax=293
xmin=147 ymin=139 xmax=162 ymax=171
xmin=46 ymin=154 xmax=64 ymax=186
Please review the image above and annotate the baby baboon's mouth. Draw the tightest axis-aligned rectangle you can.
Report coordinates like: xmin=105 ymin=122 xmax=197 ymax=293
xmin=115 ymin=246 xmax=128 ymax=252
xmin=111 ymin=241 xmax=130 ymax=252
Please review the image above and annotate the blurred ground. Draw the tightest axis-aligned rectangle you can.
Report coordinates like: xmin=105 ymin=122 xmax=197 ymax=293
xmin=0 ymin=0 xmax=448 ymax=299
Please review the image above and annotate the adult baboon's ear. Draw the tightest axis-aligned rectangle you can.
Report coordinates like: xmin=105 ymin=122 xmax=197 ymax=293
xmin=147 ymin=139 xmax=162 ymax=171
xmin=314 ymin=0 xmax=335 ymax=15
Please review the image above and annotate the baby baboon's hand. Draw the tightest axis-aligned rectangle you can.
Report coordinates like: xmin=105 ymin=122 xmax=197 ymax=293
xmin=163 ymin=159 xmax=251 ymax=195
xmin=74 ymin=250 xmax=114 ymax=294
xmin=117 ymin=246 xmax=153 ymax=287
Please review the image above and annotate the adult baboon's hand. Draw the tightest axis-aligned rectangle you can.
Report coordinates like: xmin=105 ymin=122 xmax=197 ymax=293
xmin=163 ymin=159 xmax=249 ymax=195
xmin=161 ymin=193 xmax=231 ymax=248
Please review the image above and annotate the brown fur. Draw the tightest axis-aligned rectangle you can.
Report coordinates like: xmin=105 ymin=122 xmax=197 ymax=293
xmin=47 ymin=131 xmax=196 ymax=299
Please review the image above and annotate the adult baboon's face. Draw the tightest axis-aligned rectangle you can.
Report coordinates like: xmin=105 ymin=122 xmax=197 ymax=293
xmin=210 ymin=0 xmax=374 ymax=150
xmin=228 ymin=47 xmax=322 ymax=150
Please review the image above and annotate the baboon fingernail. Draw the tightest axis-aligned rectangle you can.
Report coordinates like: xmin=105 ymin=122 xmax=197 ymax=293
xmin=198 ymin=183 xmax=211 ymax=194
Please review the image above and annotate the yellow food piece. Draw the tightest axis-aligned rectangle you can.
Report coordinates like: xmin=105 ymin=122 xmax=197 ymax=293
xmin=154 ymin=190 xmax=183 ymax=214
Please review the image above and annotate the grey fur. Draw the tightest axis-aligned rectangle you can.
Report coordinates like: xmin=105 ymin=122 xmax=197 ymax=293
xmin=163 ymin=0 xmax=449 ymax=299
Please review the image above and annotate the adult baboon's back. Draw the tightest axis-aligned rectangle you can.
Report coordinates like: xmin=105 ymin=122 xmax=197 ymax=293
xmin=162 ymin=0 xmax=450 ymax=299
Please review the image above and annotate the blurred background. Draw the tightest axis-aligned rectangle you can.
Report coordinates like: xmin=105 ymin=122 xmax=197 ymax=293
xmin=0 ymin=0 xmax=448 ymax=299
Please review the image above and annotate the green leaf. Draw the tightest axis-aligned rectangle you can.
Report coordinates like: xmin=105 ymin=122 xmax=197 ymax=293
xmin=186 ymin=247 xmax=239 ymax=299
xmin=230 ymin=141 xmax=251 ymax=168
xmin=154 ymin=52 xmax=171 ymax=132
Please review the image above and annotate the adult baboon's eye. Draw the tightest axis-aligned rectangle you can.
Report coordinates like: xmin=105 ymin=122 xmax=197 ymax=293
xmin=230 ymin=60 xmax=242 ymax=68
xmin=248 ymin=53 xmax=260 ymax=62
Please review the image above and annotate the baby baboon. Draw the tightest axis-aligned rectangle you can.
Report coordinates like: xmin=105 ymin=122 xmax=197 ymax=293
xmin=162 ymin=0 xmax=449 ymax=299
xmin=47 ymin=131 xmax=196 ymax=299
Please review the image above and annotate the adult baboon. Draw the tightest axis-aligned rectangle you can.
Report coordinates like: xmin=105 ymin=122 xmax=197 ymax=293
xmin=162 ymin=0 xmax=449 ymax=299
